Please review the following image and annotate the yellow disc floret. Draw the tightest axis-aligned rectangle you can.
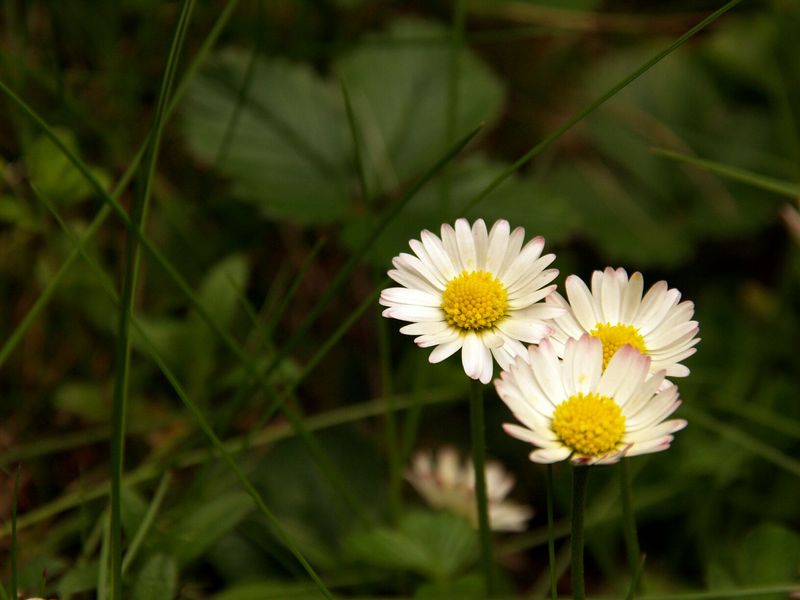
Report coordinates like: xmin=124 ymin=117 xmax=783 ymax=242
xmin=552 ymin=392 xmax=625 ymax=456
xmin=442 ymin=270 xmax=508 ymax=331
xmin=590 ymin=322 xmax=647 ymax=370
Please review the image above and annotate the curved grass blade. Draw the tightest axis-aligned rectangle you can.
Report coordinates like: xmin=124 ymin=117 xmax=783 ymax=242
xmin=121 ymin=473 xmax=171 ymax=575
xmin=108 ymin=2 xmax=196 ymax=597
xmin=462 ymin=0 xmax=745 ymax=215
xmin=652 ymin=148 xmax=800 ymax=197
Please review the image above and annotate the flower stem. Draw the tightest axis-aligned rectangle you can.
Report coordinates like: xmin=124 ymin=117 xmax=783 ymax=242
xmin=571 ymin=465 xmax=590 ymax=600
xmin=469 ymin=379 xmax=496 ymax=595
xmin=620 ymin=458 xmax=642 ymax=592
xmin=546 ymin=464 xmax=557 ymax=600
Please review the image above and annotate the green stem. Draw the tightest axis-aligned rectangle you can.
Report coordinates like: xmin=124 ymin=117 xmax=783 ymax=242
xmin=620 ymin=459 xmax=642 ymax=590
xmin=571 ymin=465 xmax=590 ymax=600
xmin=469 ymin=379 xmax=495 ymax=595
xmin=10 ymin=466 xmax=20 ymax=600
xmin=546 ymin=464 xmax=557 ymax=600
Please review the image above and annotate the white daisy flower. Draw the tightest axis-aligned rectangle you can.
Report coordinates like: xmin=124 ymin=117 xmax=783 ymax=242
xmin=380 ymin=218 xmax=563 ymax=384
xmin=546 ymin=267 xmax=699 ymax=378
xmin=495 ymin=334 xmax=687 ymax=465
xmin=407 ymin=446 xmax=534 ymax=532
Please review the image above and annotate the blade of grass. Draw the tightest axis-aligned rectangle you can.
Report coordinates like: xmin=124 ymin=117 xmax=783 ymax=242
xmin=652 ymin=147 xmax=800 ymax=197
xmin=121 ymin=473 xmax=171 ymax=575
xmin=469 ymin=379 xmax=496 ymax=595
xmin=716 ymin=402 xmax=800 ymax=440
xmin=461 ymin=0 xmax=744 ymax=215
xmin=441 ymin=0 xmax=465 ymax=220
xmin=625 ymin=555 xmax=647 ymax=600
xmin=10 ymin=465 xmax=20 ymax=600
xmin=681 ymin=405 xmax=800 ymax=478
xmin=620 ymin=459 xmax=642 ymax=592
xmin=341 ymin=82 xmax=370 ymax=204
xmin=108 ymin=3 xmax=195 ymax=598
xmin=97 ymin=511 xmax=111 ymax=600
xmin=546 ymin=464 xmax=557 ymax=600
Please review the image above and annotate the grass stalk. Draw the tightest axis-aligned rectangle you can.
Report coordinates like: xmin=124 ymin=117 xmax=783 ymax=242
xmin=546 ymin=464 xmax=558 ymax=600
xmin=570 ymin=465 xmax=590 ymax=600
xmin=620 ymin=459 xmax=642 ymax=592
xmin=121 ymin=473 xmax=171 ymax=574
xmin=469 ymin=379 xmax=496 ymax=595
xmin=441 ymin=0 xmax=465 ymax=219
xmin=108 ymin=3 xmax=195 ymax=597
xmin=10 ymin=466 xmax=20 ymax=600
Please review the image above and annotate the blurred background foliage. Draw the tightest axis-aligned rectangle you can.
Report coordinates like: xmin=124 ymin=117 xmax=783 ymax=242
xmin=0 ymin=0 xmax=799 ymax=598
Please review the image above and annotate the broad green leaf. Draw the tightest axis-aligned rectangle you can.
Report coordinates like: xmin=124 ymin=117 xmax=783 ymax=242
xmin=130 ymin=554 xmax=178 ymax=600
xmin=335 ymin=19 xmax=504 ymax=198
xmin=195 ymin=253 xmax=249 ymax=329
xmin=54 ymin=381 xmax=108 ymax=422
xmin=165 ymin=491 xmax=254 ymax=565
xmin=182 ymin=51 xmax=353 ymax=224
xmin=345 ymin=510 xmax=477 ymax=581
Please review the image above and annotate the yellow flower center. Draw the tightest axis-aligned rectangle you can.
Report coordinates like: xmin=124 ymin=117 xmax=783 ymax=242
xmin=590 ymin=322 xmax=647 ymax=370
xmin=441 ymin=270 xmax=508 ymax=331
xmin=552 ymin=393 xmax=625 ymax=456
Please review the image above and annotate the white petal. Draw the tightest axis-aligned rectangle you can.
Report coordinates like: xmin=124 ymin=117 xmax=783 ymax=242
xmin=421 ymin=229 xmax=457 ymax=281
xmin=415 ymin=329 xmax=459 ymax=348
xmin=499 ymin=226 xmax=525 ymax=275
xmin=527 ymin=338 xmax=567 ymax=407
xmin=620 ymin=271 xmax=644 ymax=324
xmin=400 ymin=321 xmax=449 ymax=336
xmin=547 ymin=292 xmax=586 ymax=341
xmin=624 ymin=419 xmax=687 ymax=443
xmin=503 ymin=423 xmax=559 ymax=446
xmin=485 ymin=220 xmax=511 ymax=274
xmin=384 ymin=305 xmax=444 ymax=322
xmin=429 ymin=338 xmax=463 ymax=363
xmin=455 ymin=218 xmax=478 ymax=271
xmin=600 ymin=267 xmax=623 ymax=324
xmin=497 ymin=317 xmax=552 ymax=344
xmin=388 ymin=265 xmax=443 ymax=295
xmin=380 ymin=287 xmax=442 ymax=307
xmin=624 ymin=437 xmax=675 ymax=457
xmin=472 ymin=219 xmax=489 ymax=270
xmin=394 ymin=253 xmax=447 ymax=289
xmin=598 ymin=345 xmax=650 ymax=407
xmin=565 ymin=275 xmax=600 ymax=331
xmin=567 ymin=334 xmax=603 ymax=395
xmin=440 ymin=223 xmax=463 ymax=273
xmin=499 ymin=236 xmax=545 ymax=288
xmin=462 ymin=333 xmax=487 ymax=381
xmin=529 ymin=446 xmax=571 ymax=464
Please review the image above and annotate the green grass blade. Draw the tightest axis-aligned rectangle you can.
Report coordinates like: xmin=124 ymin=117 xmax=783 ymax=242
xmin=10 ymin=465 xmax=20 ymax=600
xmin=652 ymin=147 xmax=800 ymax=197
xmin=341 ymin=81 xmax=370 ymax=204
xmin=462 ymin=0 xmax=744 ymax=214
xmin=97 ymin=511 xmax=111 ymax=600
xmin=121 ymin=473 xmax=171 ymax=575
xmin=441 ymin=0 xmax=465 ymax=219
xmin=108 ymin=3 xmax=196 ymax=598
xmin=625 ymin=554 xmax=647 ymax=600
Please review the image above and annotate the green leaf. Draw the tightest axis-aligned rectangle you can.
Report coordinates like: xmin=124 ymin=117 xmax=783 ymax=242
xmin=414 ymin=573 xmax=484 ymax=598
xmin=25 ymin=127 xmax=110 ymax=206
xmin=345 ymin=510 xmax=477 ymax=581
xmin=182 ymin=51 xmax=353 ymax=224
xmin=54 ymin=381 xmax=108 ymax=423
xmin=130 ymin=554 xmax=178 ymax=600
xmin=335 ymin=19 xmax=504 ymax=198
xmin=165 ymin=491 xmax=254 ymax=565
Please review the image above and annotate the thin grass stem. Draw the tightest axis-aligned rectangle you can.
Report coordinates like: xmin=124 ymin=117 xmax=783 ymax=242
xmin=469 ymin=379 xmax=496 ymax=595
xmin=546 ymin=464 xmax=557 ymax=600
xmin=121 ymin=472 xmax=171 ymax=574
xmin=441 ymin=0 xmax=465 ymax=219
xmin=10 ymin=466 xmax=20 ymax=600
xmin=626 ymin=554 xmax=647 ymax=600
xmin=570 ymin=465 xmax=590 ymax=600
xmin=109 ymin=3 xmax=195 ymax=597
xmin=620 ymin=459 xmax=642 ymax=592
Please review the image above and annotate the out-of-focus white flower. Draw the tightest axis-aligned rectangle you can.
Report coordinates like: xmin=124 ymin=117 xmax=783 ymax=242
xmin=495 ymin=335 xmax=687 ymax=465
xmin=547 ymin=267 xmax=699 ymax=378
xmin=406 ymin=446 xmax=533 ymax=532
xmin=380 ymin=218 xmax=562 ymax=384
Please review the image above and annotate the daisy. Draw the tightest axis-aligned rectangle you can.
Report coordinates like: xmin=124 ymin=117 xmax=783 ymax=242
xmin=546 ymin=267 xmax=699 ymax=378
xmin=407 ymin=446 xmax=533 ymax=532
xmin=380 ymin=218 xmax=562 ymax=384
xmin=495 ymin=334 xmax=687 ymax=465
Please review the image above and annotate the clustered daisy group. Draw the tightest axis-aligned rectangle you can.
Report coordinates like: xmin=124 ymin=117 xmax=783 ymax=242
xmin=381 ymin=218 xmax=699 ymax=524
